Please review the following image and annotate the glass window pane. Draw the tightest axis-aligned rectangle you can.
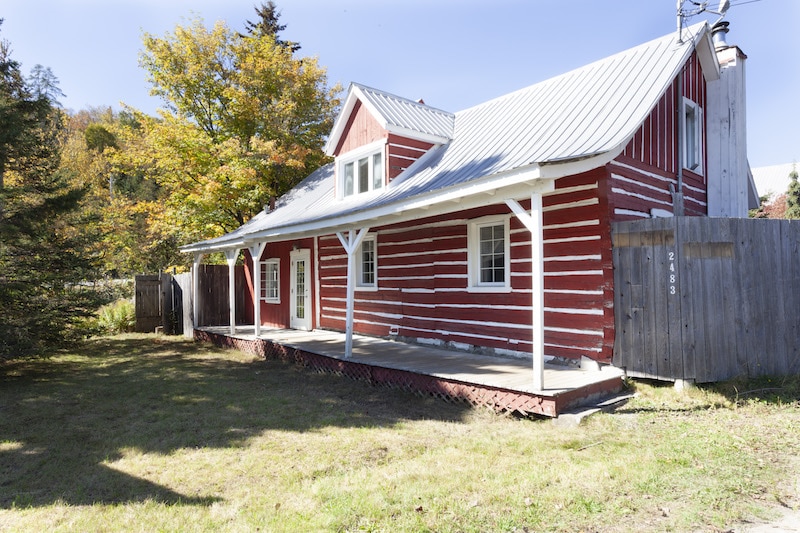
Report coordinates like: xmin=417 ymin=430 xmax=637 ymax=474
xmin=344 ymin=162 xmax=354 ymax=196
xmin=360 ymin=239 xmax=375 ymax=285
xmin=358 ymin=157 xmax=369 ymax=193
xmin=477 ymin=223 xmax=505 ymax=285
xmin=261 ymin=262 xmax=279 ymax=300
xmin=372 ymin=153 xmax=383 ymax=190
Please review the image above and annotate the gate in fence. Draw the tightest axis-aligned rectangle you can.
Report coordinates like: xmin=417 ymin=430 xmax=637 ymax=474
xmin=134 ymin=273 xmax=185 ymax=335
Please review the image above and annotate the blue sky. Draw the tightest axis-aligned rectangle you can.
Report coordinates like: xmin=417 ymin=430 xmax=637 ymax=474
xmin=2 ymin=0 xmax=797 ymax=168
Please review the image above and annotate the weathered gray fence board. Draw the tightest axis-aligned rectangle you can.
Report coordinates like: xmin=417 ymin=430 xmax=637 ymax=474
xmin=134 ymin=275 xmax=162 ymax=333
xmin=613 ymin=217 xmax=800 ymax=382
xmin=785 ymin=222 xmax=800 ymax=374
xmin=174 ymin=272 xmax=193 ymax=338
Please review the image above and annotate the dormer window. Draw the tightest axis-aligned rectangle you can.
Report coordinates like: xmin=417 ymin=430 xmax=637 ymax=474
xmin=338 ymin=140 xmax=385 ymax=199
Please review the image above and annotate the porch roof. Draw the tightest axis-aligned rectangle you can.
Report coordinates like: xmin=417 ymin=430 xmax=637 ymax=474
xmin=182 ymin=22 xmax=715 ymax=254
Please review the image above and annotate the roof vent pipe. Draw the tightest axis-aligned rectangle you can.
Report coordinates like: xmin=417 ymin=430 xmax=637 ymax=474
xmin=711 ymin=21 xmax=730 ymax=50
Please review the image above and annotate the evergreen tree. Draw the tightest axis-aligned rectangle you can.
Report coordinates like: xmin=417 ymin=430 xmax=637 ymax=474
xmin=0 ymin=21 xmax=99 ymax=358
xmin=243 ymin=1 xmax=300 ymax=52
xmin=785 ymin=166 xmax=800 ymax=219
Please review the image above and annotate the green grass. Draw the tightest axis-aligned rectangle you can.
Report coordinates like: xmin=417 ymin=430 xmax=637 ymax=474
xmin=1 ymin=334 xmax=798 ymax=532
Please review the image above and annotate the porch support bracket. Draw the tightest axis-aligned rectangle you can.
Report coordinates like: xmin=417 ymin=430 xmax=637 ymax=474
xmin=336 ymin=227 xmax=371 ymax=358
xmin=224 ymin=248 xmax=240 ymax=336
xmin=248 ymin=242 xmax=268 ymax=337
xmin=506 ymin=194 xmax=546 ymax=392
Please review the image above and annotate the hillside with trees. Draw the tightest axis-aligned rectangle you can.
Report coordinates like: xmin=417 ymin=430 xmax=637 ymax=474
xmin=0 ymin=3 xmax=340 ymax=358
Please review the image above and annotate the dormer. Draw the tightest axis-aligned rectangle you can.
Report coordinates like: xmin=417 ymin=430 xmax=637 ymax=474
xmin=324 ymin=83 xmax=455 ymax=199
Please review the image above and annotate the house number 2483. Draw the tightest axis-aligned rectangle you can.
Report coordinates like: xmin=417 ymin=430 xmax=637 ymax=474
xmin=668 ymin=251 xmax=676 ymax=295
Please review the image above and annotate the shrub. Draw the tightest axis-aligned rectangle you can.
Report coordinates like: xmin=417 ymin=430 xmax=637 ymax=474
xmin=95 ymin=299 xmax=136 ymax=335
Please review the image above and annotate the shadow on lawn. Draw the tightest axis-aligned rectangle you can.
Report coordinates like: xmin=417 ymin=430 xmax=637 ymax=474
xmin=0 ymin=335 xmax=470 ymax=509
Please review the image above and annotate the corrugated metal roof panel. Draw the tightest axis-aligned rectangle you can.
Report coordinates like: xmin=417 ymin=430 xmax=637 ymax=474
xmin=354 ymin=83 xmax=455 ymax=141
xmin=184 ymin=23 xmax=712 ymax=252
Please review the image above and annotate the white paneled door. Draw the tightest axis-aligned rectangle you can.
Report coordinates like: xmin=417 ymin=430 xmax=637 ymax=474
xmin=290 ymin=249 xmax=311 ymax=330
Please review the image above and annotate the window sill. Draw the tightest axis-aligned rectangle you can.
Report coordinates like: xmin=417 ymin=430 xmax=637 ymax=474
xmin=466 ymin=285 xmax=512 ymax=294
xmin=355 ymin=286 xmax=378 ymax=292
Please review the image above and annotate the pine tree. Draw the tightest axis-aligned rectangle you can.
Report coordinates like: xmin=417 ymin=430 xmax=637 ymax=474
xmin=784 ymin=166 xmax=800 ymax=219
xmin=0 ymin=21 xmax=99 ymax=358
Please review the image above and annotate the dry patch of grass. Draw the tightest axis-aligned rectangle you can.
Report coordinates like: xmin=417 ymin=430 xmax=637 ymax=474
xmin=1 ymin=334 xmax=798 ymax=532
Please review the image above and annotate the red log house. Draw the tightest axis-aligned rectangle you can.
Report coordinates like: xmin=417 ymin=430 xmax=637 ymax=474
xmin=182 ymin=21 xmax=757 ymax=393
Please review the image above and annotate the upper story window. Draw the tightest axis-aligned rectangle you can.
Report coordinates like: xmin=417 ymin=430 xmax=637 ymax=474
xmin=682 ymin=97 xmax=704 ymax=175
xmin=467 ymin=215 xmax=511 ymax=292
xmin=338 ymin=140 xmax=385 ymax=198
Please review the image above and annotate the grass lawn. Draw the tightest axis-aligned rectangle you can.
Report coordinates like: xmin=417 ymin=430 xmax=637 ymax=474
xmin=1 ymin=334 xmax=798 ymax=532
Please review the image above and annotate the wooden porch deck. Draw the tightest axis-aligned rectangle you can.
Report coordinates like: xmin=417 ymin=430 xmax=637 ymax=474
xmin=195 ymin=326 xmax=626 ymax=418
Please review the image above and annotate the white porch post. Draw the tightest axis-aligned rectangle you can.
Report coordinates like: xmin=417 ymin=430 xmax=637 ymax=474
xmin=192 ymin=253 xmax=204 ymax=331
xmin=336 ymin=228 xmax=370 ymax=358
xmin=248 ymin=242 xmax=267 ymax=337
xmin=224 ymin=249 xmax=239 ymax=335
xmin=506 ymin=193 xmax=545 ymax=392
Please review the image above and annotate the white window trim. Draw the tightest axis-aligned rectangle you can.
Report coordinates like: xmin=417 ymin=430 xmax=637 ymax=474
xmin=336 ymin=139 xmax=386 ymax=199
xmin=467 ymin=215 xmax=511 ymax=293
xmin=356 ymin=233 xmax=378 ymax=291
xmin=259 ymin=258 xmax=281 ymax=303
xmin=681 ymin=97 xmax=704 ymax=176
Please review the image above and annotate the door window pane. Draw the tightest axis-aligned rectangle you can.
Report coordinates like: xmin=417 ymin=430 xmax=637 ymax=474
xmin=295 ymin=260 xmax=305 ymax=319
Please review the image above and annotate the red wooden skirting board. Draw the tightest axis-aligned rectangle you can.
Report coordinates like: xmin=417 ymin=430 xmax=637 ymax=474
xmin=195 ymin=329 xmax=624 ymax=418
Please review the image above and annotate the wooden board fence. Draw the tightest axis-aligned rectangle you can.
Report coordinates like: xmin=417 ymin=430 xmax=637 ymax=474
xmin=612 ymin=217 xmax=800 ymax=382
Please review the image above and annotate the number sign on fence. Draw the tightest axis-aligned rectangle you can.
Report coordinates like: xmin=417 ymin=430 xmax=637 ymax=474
xmin=612 ymin=217 xmax=800 ymax=383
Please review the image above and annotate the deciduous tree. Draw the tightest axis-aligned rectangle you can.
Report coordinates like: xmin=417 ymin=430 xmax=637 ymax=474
xmin=137 ymin=9 xmax=339 ymax=241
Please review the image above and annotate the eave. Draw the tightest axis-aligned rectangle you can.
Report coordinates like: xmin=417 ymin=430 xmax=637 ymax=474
xmin=178 ymin=149 xmax=627 ymax=255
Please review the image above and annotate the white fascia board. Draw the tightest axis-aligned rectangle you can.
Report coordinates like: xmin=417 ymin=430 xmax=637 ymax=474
xmin=384 ymin=124 xmax=452 ymax=145
xmin=237 ymin=164 xmax=554 ymax=246
xmin=179 ymin=152 xmax=619 ymax=254
xmin=180 ymin=239 xmax=248 ymax=254
xmin=538 ymin=149 xmax=622 ymax=180
xmin=181 ymin=147 xmax=628 ymax=255
xmin=336 ymin=138 xmax=388 ymax=161
xmin=694 ymin=28 xmax=720 ymax=82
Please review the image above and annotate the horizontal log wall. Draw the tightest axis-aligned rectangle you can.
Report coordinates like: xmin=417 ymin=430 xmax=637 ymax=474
xmin=613 ymin=217 xmax=800 ymax=382
xmin=318 ymin=169 xmax=615 ymax=363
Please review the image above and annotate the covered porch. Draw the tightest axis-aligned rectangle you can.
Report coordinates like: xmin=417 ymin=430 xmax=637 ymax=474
xmin=195 ymin=326 xmax=626 ymax=418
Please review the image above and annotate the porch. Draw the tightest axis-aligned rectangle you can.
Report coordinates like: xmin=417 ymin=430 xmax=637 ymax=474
xmin=195 ymin=326 xmax=626 ymax=418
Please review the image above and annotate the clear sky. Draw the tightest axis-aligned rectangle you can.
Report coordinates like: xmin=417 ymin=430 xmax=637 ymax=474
xmin=2 ymin=0 xmax=798 ymax=168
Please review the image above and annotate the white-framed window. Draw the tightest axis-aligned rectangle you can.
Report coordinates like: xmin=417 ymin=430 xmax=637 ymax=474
xmin=468 ymin=216 xmax=511 ymax=291
xmin=338 ymin=140 xmax=385 ymax=198
xmin=356 ymin=234 xmax=377 ymax=290
xmin=682 ymin=97 xmax=704 ymax=175
xmin=259 ymin=259 xmax=280 ymax=303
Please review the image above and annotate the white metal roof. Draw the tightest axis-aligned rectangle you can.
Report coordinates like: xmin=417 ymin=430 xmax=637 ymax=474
xmin=751 ymin=163 xmax=798 ymax=198
xmin=324 ymin=82 xmax=455 ymax=155
xmin=183 ymin=22 xmax=715 ymax=254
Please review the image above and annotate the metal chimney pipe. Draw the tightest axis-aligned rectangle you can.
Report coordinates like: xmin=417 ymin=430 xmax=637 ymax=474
xmin=712 ymin=21 xmax=730 ymax=50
